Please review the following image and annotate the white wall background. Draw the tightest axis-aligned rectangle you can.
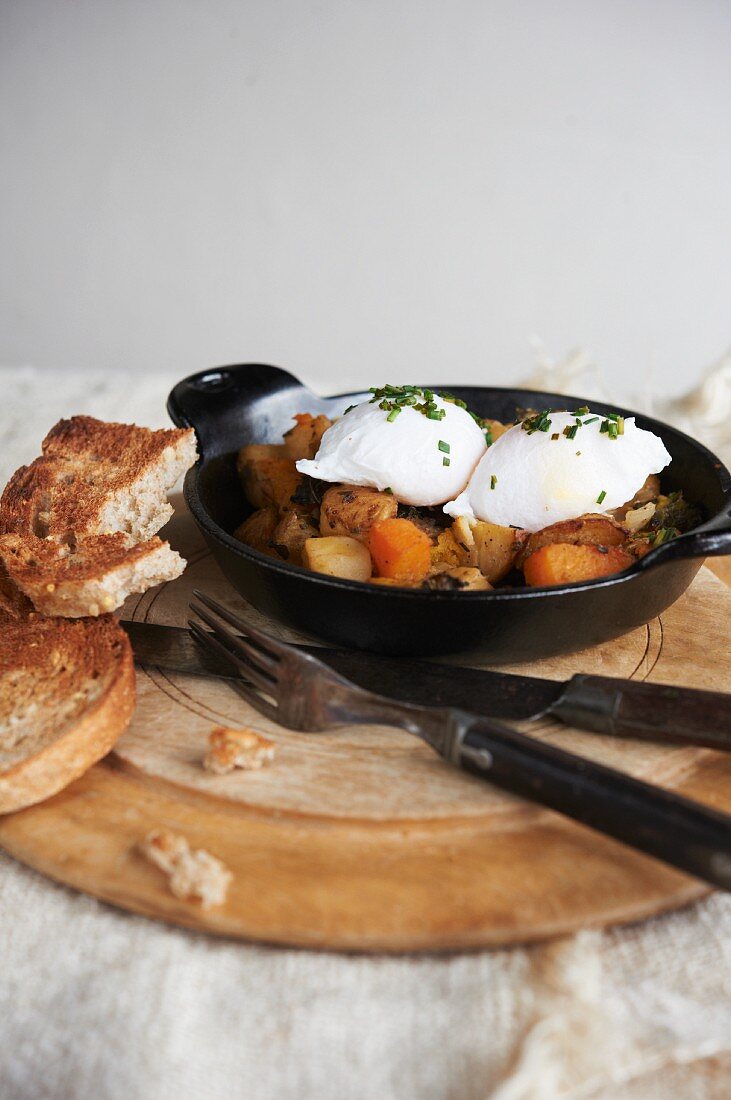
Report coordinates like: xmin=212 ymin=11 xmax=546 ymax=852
xmin=2 ymin=0 xmax=730 ymax=397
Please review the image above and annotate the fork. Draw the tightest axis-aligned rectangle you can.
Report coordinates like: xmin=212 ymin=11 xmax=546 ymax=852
xmin=189 ymin=590 xmax=731 ymax=891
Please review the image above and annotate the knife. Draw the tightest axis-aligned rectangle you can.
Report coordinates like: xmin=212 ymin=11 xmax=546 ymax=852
xmin=122 ymin=620 xmax=731 ymax=751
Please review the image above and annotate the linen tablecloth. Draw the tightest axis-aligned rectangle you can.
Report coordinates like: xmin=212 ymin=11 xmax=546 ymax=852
xmin=1 ymin=366 xmax=729 ymax=1100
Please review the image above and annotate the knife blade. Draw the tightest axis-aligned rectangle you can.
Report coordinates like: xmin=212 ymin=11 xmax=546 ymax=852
xmin=122 ymin=619 xmax=731 ymax=751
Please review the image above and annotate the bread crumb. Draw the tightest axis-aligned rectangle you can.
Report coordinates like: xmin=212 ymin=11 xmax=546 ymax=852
xmin=139 ymin=828 xmax=232 ymax=908
xmin=203 ymin=726 xmax=276 ymax=775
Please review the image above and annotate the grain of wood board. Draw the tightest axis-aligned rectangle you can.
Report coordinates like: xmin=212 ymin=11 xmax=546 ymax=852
xmin=0 ymin=511 xmax=728 ymax=952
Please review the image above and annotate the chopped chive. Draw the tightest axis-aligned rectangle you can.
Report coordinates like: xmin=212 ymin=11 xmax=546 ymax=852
xmin=484 ymin=426 xmax=493 ymax=446
xmin=576 ymin=450 xmax=581 ymax=456
xmin=573 ymin=406 xmax=590 ymax=416
xmin=344 ymin=403 xmax=357 ymax=414
xmin=563 ymin=424 xmax=578 ymax=440
xmin=607 ymin=422 xmax=618 ymax=440
xmin=616 ymin=416 xmax=625 ymax=435
xmin=438 ymin=439 xmax=450 ymax=454
xmin=606 ymin=412 xmax=620 ymax=421
xmin=596 ymin=489 xmax=607 ymax=505
xmin=551 ymin=432 xmax=559 ymax=440
xmin=600 ymin=420 xmax=609 ymax=433
xmin=442 ymin=456 xmax=450 ymax=467
xmin=490 ymin=474 xmax=497 ymax=490
xmin=387 ymin=407 xmax=401 ymax=422
xmin=384 ymin=486 xmax=393 ymax=494
xmin=582 ymin=416 xmax=599 ymax=425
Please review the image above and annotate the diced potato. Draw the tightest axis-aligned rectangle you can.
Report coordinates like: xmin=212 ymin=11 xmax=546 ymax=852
xmin=233 ymin=507 xmax=279 ymax=556
xmin=484 ymin=418 xmax=510 ymax=442
xmin=319 ymin=485 xmax=397 ymax=541
xmin=523 ymin=543 xmax=634 ymax=587
xmin=423 ymin=567 xmax=492 ymax=591
xmin=517 ymin=514 xmax=627 ymax=569
xmin=451 ymin=516 xmax=477 ymax=564
xmin=472 ymin=521 xmax=526 ymax=584
xmin=609 ymin=474 xmax=661 ymax=520
xmin=270 ymin=508 xmax=319 ymax=565
xmin=237 ymin=444 xmax=301 ymax=510
xmin=283 ymin=413 xmax=332 ymax=461
xmin=302 ymin=536 xmax=372 ymax=582
xmin=429 ymin=528 xmax=468 ymax=569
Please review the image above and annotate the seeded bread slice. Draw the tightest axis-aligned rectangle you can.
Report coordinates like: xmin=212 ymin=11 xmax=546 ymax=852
xmin=0 ymin=416 xmax=197 ymax=617
xmin=0 ymin=611 xmax=135 ymax=813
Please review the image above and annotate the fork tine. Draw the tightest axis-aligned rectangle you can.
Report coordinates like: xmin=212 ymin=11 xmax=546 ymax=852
xmin=191 ymin=589 xmax=284 ymax=661
xmin=188 ymin=620 xmax=278 ymax=700
xmin=189 ymin=600 xmax=279 ymax=677
xmin=190 ymin=601 xmax=278 ymax=682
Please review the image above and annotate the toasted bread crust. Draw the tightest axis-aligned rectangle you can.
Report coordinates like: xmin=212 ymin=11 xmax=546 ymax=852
xmin=0 ymin=615 xmax=135 ymax=813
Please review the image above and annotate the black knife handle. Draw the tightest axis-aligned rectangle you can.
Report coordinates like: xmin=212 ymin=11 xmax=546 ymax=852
xmin=551 ymin=675 xmax=731 ymax=751
xmin=452 ymin=715 xmax=731 ymax=890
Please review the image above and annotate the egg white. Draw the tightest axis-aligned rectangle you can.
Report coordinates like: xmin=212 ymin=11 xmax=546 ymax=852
xmin=296 ymin=394 xmax=487 ymax=506
xmin=443 ymin=411 xmax=671 ymax=531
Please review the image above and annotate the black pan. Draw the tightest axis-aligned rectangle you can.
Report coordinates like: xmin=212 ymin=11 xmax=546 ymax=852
xmin=167 ymin=363 xmax=731 ymax=662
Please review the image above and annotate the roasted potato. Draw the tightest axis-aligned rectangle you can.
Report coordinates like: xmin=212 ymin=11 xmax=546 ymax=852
xmin=302 ymin=536 xmax=372 ymax=581
xmin=423 ymin=567 xmax=492 ymax=591
xmin=269 ymin=508 xmax=319 ymax=565
xmin=233 ymin=507 xmax=279 ymax=556
xmin=319 ymin=485 xmax=398 ymax=541
xmin=524 ymin=543 xmax=634 ymax=587
xmin=484 ymin=418 xmax=510 ymax=443
xmin=429 ymin=528 xmax=468 ymax=569
xmin=283 ymin=413 xmax=332 ymax=461
xmin=472 ymin=521 xmax=526 ymax=583
xmin=609 ymin=474 xmax=661 ymax=520
xmin=237 ymin=444 xmax=301 ymax=510
xmin=517 ymin=514 xmax=627 ymax=569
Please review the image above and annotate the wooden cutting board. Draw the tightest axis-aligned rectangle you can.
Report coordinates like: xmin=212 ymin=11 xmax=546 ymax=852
xmin=1 ymin=506 xmax=729 ymax=952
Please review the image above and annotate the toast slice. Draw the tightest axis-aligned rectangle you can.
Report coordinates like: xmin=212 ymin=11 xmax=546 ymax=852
xmin=0 ymin=532 xmax=185 ymax=617
xmin=0 ymin=415 xmax=198 ymax=541
xmin=0 ymin=611 xmax=135 ymax=813
xmin=0 ymin=416 xmax=197 ymax=617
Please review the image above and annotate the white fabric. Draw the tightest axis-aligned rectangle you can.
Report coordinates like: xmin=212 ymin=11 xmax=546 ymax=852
xmin=1 ymin=365 xmax=729 ymax=1100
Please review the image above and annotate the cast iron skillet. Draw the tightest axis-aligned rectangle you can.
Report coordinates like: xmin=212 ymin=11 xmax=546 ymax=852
xmin=168 ymin=363 xmax=731 ymax=662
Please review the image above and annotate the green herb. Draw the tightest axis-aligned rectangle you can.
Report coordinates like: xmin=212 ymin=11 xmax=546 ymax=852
xmin=521 ymin=410 xmax=553 ymax=435
xmin=384 ymin=486 xmax=393 ymax=495
xmin=442 ymin=457 xmax=451 ymax=467
xmin=386 ymin=407 xmax=401 ymax=422
xmin=344 ymin=404 xmax=357 ymax=415
xmin=490 ymin=474 xmax=498 ymax=490
xmin=484 ymin=425 xmax=493 ymax=447
xmin=616 ymin=416 xmax=625 ymax=435
xmin=573 ymin=406 xmax=590 ymax=416
xmin=596 ymin=489 xmax=607 ymax=505
xmin=437 ymin=440 xmax=450 ymax=454
xmin=582 ymin=416 xmax=599 ymax=425
xmin=563 ymin=424 xmax=579 ymax=440
xmin=607 ymin=421 xmax=618 ymax=440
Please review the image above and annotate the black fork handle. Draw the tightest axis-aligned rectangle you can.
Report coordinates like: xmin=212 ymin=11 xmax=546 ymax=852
xmin=452 ymin=715 xmax=731 ymax=890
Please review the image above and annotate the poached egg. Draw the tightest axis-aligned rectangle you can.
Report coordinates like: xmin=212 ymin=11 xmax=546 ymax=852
xmin=444 ymin=410 xmax=671 ymax=531
xmin=296 ymin=392 xmax=487 ymax=506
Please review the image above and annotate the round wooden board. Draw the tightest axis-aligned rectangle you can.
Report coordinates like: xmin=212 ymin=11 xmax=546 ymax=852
xmin=1 ymin=508 xmax=729 ymax=952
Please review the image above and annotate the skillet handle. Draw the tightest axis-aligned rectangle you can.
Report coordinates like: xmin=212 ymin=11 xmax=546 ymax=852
xmin=167 ymin=363 xmax=302 ymax=456
xmin=636 ymin=510 xmax=731 ymax=567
